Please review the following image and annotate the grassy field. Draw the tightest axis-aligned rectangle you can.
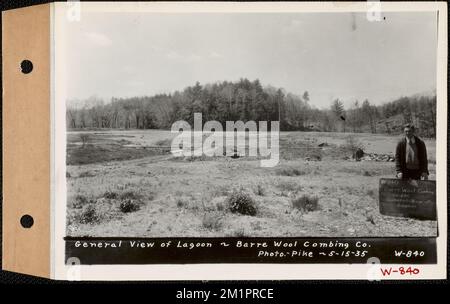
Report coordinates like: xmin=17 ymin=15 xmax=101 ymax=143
xmin=66 ymin=130 xmax=437 ymax=237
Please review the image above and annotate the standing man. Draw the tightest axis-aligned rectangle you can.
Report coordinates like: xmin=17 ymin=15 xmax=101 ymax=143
xmin=395 ymin=124 xmax=429 ymax=180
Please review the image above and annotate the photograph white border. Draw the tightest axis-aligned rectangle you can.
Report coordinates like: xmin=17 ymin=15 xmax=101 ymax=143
xmin=52 ymin=1 xmax=447 ymax=280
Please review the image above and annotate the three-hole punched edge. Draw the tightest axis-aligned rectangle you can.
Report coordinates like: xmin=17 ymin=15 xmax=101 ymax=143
xmin=19 ymin=60 xmax=34 ymax=228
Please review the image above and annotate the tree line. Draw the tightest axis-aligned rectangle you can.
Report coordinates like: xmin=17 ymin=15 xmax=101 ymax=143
xmin=67 ymin=78 xmax=437 ymax=137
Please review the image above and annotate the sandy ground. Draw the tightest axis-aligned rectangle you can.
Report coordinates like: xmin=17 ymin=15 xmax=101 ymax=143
xmin=66 ymin=130 xmax=437 ymax=237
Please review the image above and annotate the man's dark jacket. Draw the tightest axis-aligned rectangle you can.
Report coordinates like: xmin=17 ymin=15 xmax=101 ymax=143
xmin=395 ymin=136 xmax=428 ymax=174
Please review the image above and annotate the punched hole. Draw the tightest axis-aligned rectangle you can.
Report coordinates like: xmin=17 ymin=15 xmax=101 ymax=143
xmin=20 ymin=60 xmax=33 ymax=74
xmin=20 ymin=214 xmax=34 ymax=228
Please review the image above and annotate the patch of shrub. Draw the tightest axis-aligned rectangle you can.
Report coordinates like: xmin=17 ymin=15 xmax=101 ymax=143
xmin=255 ymin=184 xmax=266 ymax=196
xmin=119 ymin=191 xmax=140 ymax=200
xmin=342 ymin=135 xmax=365 ymax=152
xmin=119 ymin=199 xmax=141 ymax=213
xmin=277 ymin=168 xmax=305 ymax=176
xmin=292 ymin=195 xmax=319 ymax=212
xmin=277 ymin=181 xmax=301 ymax=193
xmin=215 ymin=202 xmax=225 ymax=211
xmin=213 ymin=185 xmax=229 ymax=197
xmin=147 ymin=192 xmax=156 ymax=201
xmin=80 ymin=133 xmax=90 ymax=148
xmin=251 ymin=221 xmax=262 ymax=231
xmin=117 ymin=139 xmax=133 ymax=145
xmin=78 ymin=171 xmax=95 ymax=178
xmin=232 ymin=228 xmax=247 ymax=237
xmin=363 ymin=171 xmax=372 ymax=176
xmin=155 ymin=138 xmax=172 ymax=147
xmin=176 ymin=197 xmax=191 ymax=208
xmin=305 ymin=148 xmax=322 ymax=161
xmin=366 ymin=189 xmax=376 ymax=198
xmin=72 ymin=195 xmax=91 ymax=209
xmin=226 ymin=189 xmax=257 ymax=216
xmin=202 ymin=212 xmax=223 ymax=231
xmin=185 ymin=155 xmax=211 ymax=162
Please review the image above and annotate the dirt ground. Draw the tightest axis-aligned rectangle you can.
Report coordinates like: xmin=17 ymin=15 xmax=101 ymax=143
xmin=66 ymin=130 xmax=437 ymax=237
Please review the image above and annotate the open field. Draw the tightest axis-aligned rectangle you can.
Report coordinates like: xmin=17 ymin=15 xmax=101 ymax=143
xmin=66 ymin=130 xmax=437 ymax=237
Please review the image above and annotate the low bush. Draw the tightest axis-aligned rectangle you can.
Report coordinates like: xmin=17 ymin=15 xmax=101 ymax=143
xmin=119 ymin=199 xmax=141 ymax=213
xmin=292 ymin=195 xmax=319 ymax=212
xmin=78 ymin=204 xmax=100 ymax=224
xmin=103 ymin=191 xmax=118 ymax=199
xmin=119 ymin=191 xmax=140 ymax=200
xmin=277 ymin=168 xmax=305 ymax=176
xmin=255 ymin=184 xmax=266 ymax=196
xmin=72 ymin=195 xmax=91 ymax=209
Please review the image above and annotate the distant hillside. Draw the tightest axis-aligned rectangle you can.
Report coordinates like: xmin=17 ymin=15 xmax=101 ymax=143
xmin=376 ymin=93 xmax=436 ymax=137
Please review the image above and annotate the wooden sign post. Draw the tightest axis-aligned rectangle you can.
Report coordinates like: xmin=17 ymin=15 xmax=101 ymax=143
xmin=379 ymin=178 xmax=436 ymax=220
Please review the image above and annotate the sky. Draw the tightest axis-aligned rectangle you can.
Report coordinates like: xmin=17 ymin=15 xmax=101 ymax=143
xmin=63 ymin=12 xmax=438 ymax=109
